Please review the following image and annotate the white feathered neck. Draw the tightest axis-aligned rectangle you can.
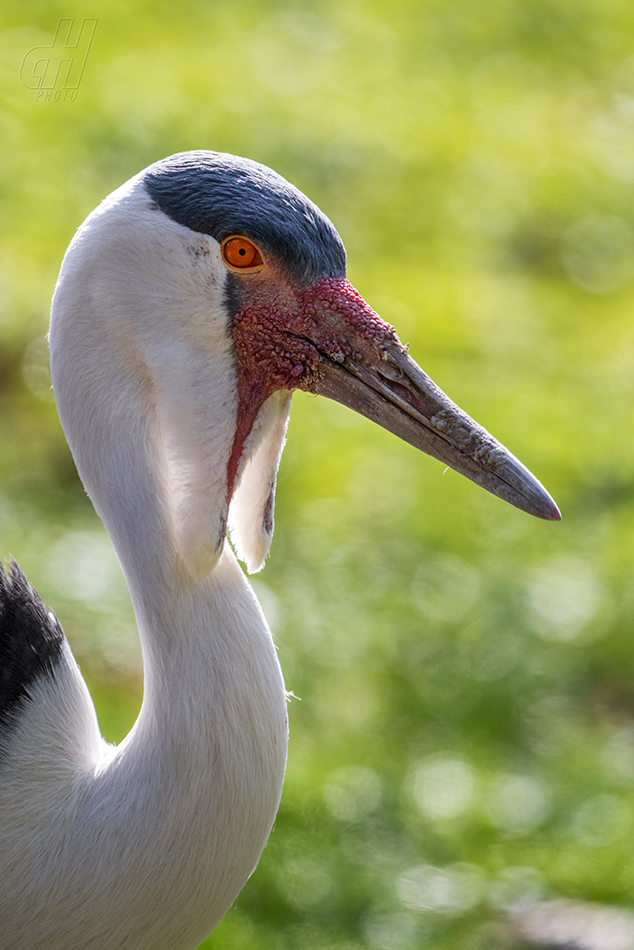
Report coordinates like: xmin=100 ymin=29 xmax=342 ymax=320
xmin=0 ymin=176 xmax=290 ymax=949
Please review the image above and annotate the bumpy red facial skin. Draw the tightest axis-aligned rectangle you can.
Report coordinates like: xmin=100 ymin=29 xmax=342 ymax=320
xmin=233 ymin=277 xmax=398 ymax=390
xmin=227 ymin=277 xmax=400 ymax=496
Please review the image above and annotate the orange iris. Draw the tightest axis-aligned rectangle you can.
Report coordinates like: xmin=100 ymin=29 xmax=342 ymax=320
xmin=222 ymin=237 xmax=264 ymax=269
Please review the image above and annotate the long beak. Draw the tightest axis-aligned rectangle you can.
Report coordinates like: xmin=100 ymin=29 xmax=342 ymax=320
xmin=301 ymin=281 xmax=560 ymax=522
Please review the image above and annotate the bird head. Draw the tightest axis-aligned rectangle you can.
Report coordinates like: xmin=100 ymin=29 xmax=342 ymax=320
xmin=50 ymin=151 xmax=559 ymax=585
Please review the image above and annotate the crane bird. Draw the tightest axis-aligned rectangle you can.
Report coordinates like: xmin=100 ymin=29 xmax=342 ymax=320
xmin=0 ymin=151 xmax=560 ymax=950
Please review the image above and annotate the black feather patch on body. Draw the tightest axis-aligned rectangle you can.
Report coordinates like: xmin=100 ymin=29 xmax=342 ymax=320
xmin=0 ymin=561 xmax=64 ymax=731
xmin=143 ymin=151 xmax=347 ymax=287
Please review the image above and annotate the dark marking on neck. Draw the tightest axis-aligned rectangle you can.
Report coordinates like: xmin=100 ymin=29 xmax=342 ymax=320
xmin=224 ymin=270 xmax=242 ymax=322
xmin=262 ymin=486 xmax=275 ymax=538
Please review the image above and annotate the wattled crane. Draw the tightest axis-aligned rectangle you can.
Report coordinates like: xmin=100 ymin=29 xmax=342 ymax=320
xmin=0 ymin=152 xmax=559 ymax=949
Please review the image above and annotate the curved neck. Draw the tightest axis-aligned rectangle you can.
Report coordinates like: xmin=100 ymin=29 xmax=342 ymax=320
xmin=49 ymin=254 xmax=289 ymax=776
xmin=48 ymin=222 xmax=289 ymax=941
xmin=113 ymin=544 xmax=288 ymax=936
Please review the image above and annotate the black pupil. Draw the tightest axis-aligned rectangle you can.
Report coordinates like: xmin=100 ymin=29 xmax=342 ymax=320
xmin=239 ymin=247 xmax=246 ymax=256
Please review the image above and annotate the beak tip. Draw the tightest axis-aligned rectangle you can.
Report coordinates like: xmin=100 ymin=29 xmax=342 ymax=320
xmin=543 ymin=499 xmax=562 ymax=522
xmin=525 ymin=487 xmax=561 ymax=522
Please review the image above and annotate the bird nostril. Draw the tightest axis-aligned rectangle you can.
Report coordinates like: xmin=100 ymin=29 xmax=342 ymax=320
xmin=383 ymin=377 xmax=429 ymax=414
xmin=377 ymin=362 xmax=404 ymax=382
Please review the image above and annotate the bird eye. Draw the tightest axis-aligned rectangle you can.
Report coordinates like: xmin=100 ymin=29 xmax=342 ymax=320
xmin=222 ymin=237 xmax=264 ymax=270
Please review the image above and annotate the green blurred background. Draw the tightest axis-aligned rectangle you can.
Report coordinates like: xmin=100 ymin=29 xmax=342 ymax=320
xmin=2 ymin=1 xmax=634 ymax=947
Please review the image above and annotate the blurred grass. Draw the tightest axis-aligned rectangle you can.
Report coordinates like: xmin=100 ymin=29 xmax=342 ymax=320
xmin=2 ymin=0 xmax=634 ymax=947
